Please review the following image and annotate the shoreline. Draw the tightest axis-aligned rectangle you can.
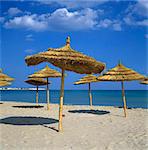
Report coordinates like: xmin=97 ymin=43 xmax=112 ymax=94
xmin=0 ymin=88 xmax=147 ymax=91
xmin=0 ymin=100 xmax=147 ymax=109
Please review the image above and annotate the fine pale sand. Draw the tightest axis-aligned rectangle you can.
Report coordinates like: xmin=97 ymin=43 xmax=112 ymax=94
xmin=0 ymin=101 xmax=148 ymax=150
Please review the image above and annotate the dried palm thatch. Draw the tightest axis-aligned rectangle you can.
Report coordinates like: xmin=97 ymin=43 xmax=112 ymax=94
xmin=25 ymin=78 xmax=48 ymax=106
xmin=25 ymin=36 xmax=105 ymax=132
xmin=0 ymin=69 xmax=14 ymax=82
xmin=25 ymin=37 xmax=105 ymax=74
xmin=97 ymin=62 xmax=145 ymax=117
xmin=0 ymin=81 xmax=11 ymax=86
xmin=74 ymin=74 xmax=98 ymax=109
xmin=74 ymin=74 xmax=98 ymax=85
xmin=140 ymin=77 xmax=148 ymax=85
xmin=28 ymin=65 xmax=62 ymax=78
xmin=25 ymin=78 xmax=48 ymax=86
xmin=97 ymin=63 xmax=144 ymax=81
xmin=29 ymin=65 xmax=61 ymax=110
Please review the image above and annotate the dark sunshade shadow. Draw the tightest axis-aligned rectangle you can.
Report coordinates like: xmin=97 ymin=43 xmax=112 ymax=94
xmin=114 ymin=106 xmax=132 ymax=109
xmin=0 ymin=116 xmax=58 ymax=125
xmin=68 ymin=110 xmax=110 ymax=115
xmin=12 ymin=105 xmax=44 ymax=108
xmin=0 ymin=103 xmax=3 ymax=104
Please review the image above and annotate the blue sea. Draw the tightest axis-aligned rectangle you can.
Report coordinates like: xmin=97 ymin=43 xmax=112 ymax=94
xmin=0 ymin=90 xmax=148 ymax=108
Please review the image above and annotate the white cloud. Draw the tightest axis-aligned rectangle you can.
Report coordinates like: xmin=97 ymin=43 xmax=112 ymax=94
xmin=98 ymin=19 xmax=112 ymax=28
xmin=47 ymin=8 xmax=98 ymax=31
xmin=4 ymin=14 xmax=48 ymax=31
xmin=8 ymin=7 xmax=22 ymax=16
xmin=4 ymin=8 xmax=98 ymax=31
xmin=97 ymin=19 xmax=122 ymax=31
xmin=4 ymin=7 xmax=123 ymax=32
xmin=112 ymin=23 xmax=122 ymax=31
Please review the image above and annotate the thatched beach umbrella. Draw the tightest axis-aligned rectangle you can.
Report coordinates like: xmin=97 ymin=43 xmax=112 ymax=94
xmin=140 ymin=77 xmax=148 ymax=85
xmin=0 ymin=69 xmax=14 ymax=82
xmin=28 ymin=65 xmax=61 ymax=110
xmin=0 ymin=81 xmax=11 ymax=86
xmin=25 ymin=36 xmax=105 ymax=132
xmin=25 ymin=78 xmax=48 ymax=106
xmin=74 ymin=74 xmax=98 ymax=109
xmin=97 ymin=62 xmax=144 ymax=117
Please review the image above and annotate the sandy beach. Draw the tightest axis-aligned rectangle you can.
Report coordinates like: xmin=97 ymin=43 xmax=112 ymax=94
xmin=0 ymin=101 xmax=147 ymax=150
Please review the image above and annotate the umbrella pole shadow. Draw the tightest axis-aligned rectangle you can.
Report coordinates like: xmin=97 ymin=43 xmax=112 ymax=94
xmin=42 ymin=124 xmax=59 ymax=132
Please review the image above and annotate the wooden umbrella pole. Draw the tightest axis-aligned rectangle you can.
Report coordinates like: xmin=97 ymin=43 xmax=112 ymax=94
xmin=58 ymin=68 xmax=65 ymax=132
xmin=121 ymin=81 xmax=127 ymax=117
xmin=88 ymin=83 xmax=93 ymax=109
xmin=36 ymin=85 xmax=39 ymax=106
xmin=47 ymin=77 xmax=50 ymax=110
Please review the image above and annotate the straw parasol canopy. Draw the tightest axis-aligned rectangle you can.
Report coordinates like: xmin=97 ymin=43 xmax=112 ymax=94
xmin=0 ymin=69 xmax=14 ymax=82
xmin=25 ymin=37 xmax=105 ymax=74
xmin=140 ymin=77 xmax=148 ymax=85
xmin=28 ymin=65 xmax=61 ymax=78
xmin=25 ymin=78 xmax=48 ymax=86
xmin=97 ymin=62 xmax=145 ymax=117
xmin=97 ymin=62 xmax=144 ymax=81
xmin=25 ymin=78 xmax=48 ymax=106
xmin=74 ymin=74 xmax=98 ymax=109
xmin=28 ymin=65 xmax=61 ymax=110
xmin=25 ymin=36 xmax=105 ymax=132
xmin=74 ymin=74 xmax=98 ymax=85
xmin=0 ymin=81 xmax=11 ymax=86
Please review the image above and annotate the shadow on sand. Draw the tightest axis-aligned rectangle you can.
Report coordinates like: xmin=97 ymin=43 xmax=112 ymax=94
xmin=68 ymin=109 xmax=110 ymax=115
xmin=0 ymin=116 xmax=58 ymax=126
xmin=0 ymin=103 xmax=3 ymax=104
xmin=12 ymin=105 xmax=44 ymax=108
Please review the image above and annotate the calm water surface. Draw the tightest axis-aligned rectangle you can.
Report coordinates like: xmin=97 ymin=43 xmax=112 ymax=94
xmin=0 ymin=90 xmax=147 ymax=108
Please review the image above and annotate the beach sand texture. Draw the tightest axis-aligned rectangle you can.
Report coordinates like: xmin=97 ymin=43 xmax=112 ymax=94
xmin=0 ymin=101 xmax=148 ymax=150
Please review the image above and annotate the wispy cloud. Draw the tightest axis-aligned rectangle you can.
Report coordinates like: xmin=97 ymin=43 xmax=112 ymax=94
xmin=25 ymin=49 xmax=36 ymax=54
xmin=124 ymin=0 xmax=148 ymax=27
xmin=97 ymin=19 xmax=122 ymax=31
xmin=25 ymin=34 xmax=34 ymax=41
xmin=37 ymin=0 xmax=109 ymax=9
xmin=7 ymin=7 xmax=22 ymax=16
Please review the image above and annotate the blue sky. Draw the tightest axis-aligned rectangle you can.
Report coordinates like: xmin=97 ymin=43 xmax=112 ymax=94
xmin=0 ymin=0 xmax=147 ymax=90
